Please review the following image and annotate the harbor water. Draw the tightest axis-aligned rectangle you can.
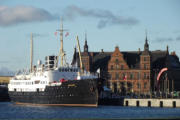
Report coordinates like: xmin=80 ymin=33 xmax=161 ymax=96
xmin=0 ymin=102 xmax=180 ymax=119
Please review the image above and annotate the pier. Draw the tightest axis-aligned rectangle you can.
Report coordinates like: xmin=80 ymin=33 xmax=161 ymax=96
xmin=124 ymin=98 xmax=180 ymax=108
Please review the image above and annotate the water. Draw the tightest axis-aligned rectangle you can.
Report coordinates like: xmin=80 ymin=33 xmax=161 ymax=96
xmin=0 ymin=102 xmax=180 ymax=119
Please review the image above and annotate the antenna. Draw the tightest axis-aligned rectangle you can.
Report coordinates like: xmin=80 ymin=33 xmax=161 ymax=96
xmin=30 ymin=33 xmax=33 ymax=72
xmin=56 ymin=18 xmax=68 ymax=67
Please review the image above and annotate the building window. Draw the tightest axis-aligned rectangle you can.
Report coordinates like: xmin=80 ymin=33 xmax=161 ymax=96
xmin=144 ymin=57 xmax=147 ymax=61
xmin=116 ymin=64 xmax=119 ymax=69
xmin=122 ymin=73 xmax=125 ymax=80
xmin=144 ymin=64 xmax=147 ymax=69
xmin=137 ymin=73 xmax=140 ymax=80
xmin=144 ymin=82 xmax=147 ymax=89
xmin=130 ymin=73 xmax=133 ymax=80
xmin=111 ymin=65 xmax=113 ymax=70
xmin=137 ymin=83 xmax=141 ymax=89
xmin=121 ymin=65 xmax=124 ymax=70
xmin=144 ymin=73 xmax=147 ymax=79
xmin=115 ymin=73 xmax=119 ymax=79
xmin=115 ymin=59 xmax=119 ymax=63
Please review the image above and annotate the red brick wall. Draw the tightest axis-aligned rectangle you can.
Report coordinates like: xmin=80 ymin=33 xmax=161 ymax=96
xmin=107 ymin=47 xmax=151 ymax=94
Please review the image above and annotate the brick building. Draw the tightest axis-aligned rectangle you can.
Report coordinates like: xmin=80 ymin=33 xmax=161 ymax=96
xmin=72 ymin=35 xmax=180 ymax=95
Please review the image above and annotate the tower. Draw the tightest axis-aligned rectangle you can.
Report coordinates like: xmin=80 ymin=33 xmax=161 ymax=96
xmin=140 ymin=30 xmax=151 ymax=94
xmin=84 ymin=32 xmax=88 ymax=52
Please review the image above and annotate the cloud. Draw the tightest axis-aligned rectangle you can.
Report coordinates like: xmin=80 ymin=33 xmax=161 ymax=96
xmin=63 ymin=5 xmax=139 ymax=29
xmin=154 ymin=37 xmax=174 ymax=43
xmin=0 ymin=5 xmax=57 ymax=27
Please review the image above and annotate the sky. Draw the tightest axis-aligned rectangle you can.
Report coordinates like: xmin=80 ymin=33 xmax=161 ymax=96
xmin=0 ymin=0 xmax=180 ymax=75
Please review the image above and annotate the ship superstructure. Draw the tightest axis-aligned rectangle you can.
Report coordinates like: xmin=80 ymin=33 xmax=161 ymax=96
xmin=8 ymin=21 xmax=99 ymax=107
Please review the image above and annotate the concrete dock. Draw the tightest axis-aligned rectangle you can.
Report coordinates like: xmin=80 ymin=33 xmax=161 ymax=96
xmin=124 ymin=98 xmax=180 ymax=108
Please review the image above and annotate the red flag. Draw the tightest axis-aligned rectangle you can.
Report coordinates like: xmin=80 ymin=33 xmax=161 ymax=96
xmin=65 ymin=32 xmax=69 ymax=37
xmin=54 ymin=32 xmax=57 ymax=36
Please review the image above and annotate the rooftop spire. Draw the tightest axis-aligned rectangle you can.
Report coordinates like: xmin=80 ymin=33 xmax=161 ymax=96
xmin=166 ymin=45 xmax=169 ymax=55
xmin=84 ymin=31 xmax=88 ymax=52
xmin=145 ymin=29 xmax=148 ymax=42
xmin=144 ymin=29 xmax=149 ymax=52
xmin=85 ymin=30 xmax=87 ymax=42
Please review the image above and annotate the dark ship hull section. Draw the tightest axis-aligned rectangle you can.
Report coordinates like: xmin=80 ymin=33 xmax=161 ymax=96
xmin=9 ymin=79 xmax=98 ymax=107
xmin=0 ymin=85 xmax=10 ymax=102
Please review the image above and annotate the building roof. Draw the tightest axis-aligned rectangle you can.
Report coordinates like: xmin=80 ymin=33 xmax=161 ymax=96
xmin=72 ymin=46 xmax=180 ymax=72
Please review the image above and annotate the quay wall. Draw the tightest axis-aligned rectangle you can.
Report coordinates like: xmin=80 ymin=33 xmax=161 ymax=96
xmin=124 ymin=98 xmax=180 ymax=108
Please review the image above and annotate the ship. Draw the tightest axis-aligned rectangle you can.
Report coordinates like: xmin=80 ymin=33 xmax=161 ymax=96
xmin=8 ymin=21 xmax=99 ymax=107
xmin=0 ymin=84 xmax=10 ymax=101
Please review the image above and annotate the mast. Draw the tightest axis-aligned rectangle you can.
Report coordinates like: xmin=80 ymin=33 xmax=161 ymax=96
xmin=30 ymin=33 xmax=33 ymax=72
xmin=56 ymin=18 xmax=67 ymax=67
xmin=76 ymin=36 xmax=83 ymax=70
